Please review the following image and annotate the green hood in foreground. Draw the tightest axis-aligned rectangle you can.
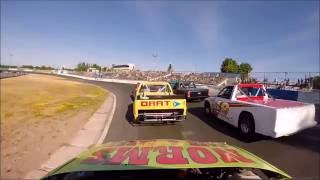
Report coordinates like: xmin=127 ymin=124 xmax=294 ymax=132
xmin=45 ymin=139 xmax=291 ymax=179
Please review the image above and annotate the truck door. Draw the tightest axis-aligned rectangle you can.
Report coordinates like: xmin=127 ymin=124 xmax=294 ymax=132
xmin=214 ymin=86 xmax=234 ymax=122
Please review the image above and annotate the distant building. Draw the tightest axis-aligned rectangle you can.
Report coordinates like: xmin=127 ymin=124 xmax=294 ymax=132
xmin=8 ymin=68 xmax=18 ymax=71
xmin=112 ymin=64 xmax=136 ymax=71
xmin=21 ymin=68 xmax=33 ymax=72
xmin=87 ymin=68 xmax=99 ymax=73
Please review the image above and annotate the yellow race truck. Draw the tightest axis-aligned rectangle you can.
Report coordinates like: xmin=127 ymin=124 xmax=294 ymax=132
xmin=132 ymin=81 xmax=187 ymax=123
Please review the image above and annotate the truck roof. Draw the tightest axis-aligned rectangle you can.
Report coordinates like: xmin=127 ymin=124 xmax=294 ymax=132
xmin=140 ymin=81 xmax=169 ymax=85
xmin=238 ymin=83 xmax=263 ymax=88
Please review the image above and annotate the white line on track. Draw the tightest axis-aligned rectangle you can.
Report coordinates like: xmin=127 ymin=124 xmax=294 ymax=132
xmin=96 ymin=92 xmax=117 ymax=145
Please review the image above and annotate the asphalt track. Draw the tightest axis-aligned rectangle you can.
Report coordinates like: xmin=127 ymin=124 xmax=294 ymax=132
xmin=63 ymin=76 xmax=320 ymax=179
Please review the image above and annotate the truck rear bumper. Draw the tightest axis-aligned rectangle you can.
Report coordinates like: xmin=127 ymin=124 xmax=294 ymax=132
xmin=187 ymin=95 xmax=208 ymax=100
xmin=272 ymin=121 xmax=317 ymax=138
xmin=137 ymin=111 xmax=186 ymax=123
xmin=272 ymin=104 xmax=317 ymax=138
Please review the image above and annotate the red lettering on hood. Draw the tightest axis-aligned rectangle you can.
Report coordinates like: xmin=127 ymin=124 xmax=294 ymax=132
xmin=155 ymin=146 xmax=188 ymax=164
xmin=188 ymin=147 xmax=217 ymax=164
xmin=107 ymin=147 xmax=152 ymax=165
xmin=213 ymin=148 xmax=253 ymax=163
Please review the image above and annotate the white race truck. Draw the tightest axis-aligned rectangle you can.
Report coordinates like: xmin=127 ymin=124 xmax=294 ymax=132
xmin=204 ymin=83 xmax=317 ymax=139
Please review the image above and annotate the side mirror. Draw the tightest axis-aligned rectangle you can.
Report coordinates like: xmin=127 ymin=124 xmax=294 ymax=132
xmin=130 ymin=94 xmax=135 ymax=101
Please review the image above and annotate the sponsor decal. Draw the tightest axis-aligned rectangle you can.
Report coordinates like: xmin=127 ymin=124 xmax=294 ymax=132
xmin=46 ymin=140 xmax=291 ymax=179
xmin=82 ymin=145 xmax=254 ymax=166
xmin=228 ymin=103 xmax=253 ymax=107
xmin=141 ymin=100 xmax=170 ymax=107
xmin=173 ymin=101 xmax=181 ymax=107
xmin=214 ymin=101 xmax=230 ymax=115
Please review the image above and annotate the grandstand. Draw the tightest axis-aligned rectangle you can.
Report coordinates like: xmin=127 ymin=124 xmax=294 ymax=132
xmin=71 ymin=70 xmax=229 ymax=86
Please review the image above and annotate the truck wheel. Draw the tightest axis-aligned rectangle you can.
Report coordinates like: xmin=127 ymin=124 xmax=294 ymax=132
xmin=238 ymin=113 xmax=255 ymax=141
xmin=134 ymin=116 xmax=142 ymax=124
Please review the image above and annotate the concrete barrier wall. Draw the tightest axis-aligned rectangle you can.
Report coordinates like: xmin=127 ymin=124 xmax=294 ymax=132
xmin=60 ymin=73 xmax=140 ymax=84
xmin=19 ymin=71 xmax=318 ymax=105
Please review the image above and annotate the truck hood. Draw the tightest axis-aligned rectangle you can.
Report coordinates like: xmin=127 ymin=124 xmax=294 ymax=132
xmin=45 ymin=139 xmax=290 ymax=179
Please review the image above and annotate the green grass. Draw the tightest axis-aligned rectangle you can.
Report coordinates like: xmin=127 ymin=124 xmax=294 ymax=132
xmin=1 ymin=74 xmax=107 ymax=122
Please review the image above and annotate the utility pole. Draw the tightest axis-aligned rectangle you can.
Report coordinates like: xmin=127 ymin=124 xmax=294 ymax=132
xmin=152 ymin=53 xmax=158 ymax=71
xmin=9 ymin=53 xmax=13 ymax=66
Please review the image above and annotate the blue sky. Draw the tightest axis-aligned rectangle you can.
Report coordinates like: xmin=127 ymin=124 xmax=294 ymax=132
xmin=1 ymin=1 xmax=319 ymax=72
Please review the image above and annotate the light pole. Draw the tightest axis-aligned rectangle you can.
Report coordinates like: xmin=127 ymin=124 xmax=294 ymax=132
xmin=9 ymin=53 xmax=13 ymax=66
xmin=152 ymin=54 xmax=158 ymax=71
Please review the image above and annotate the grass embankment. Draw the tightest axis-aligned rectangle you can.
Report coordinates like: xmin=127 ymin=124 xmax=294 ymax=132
xmin=0 ymin=74 xmax=107 ymax=179
xmin=1 ymin=74 xmax=107 ymax=122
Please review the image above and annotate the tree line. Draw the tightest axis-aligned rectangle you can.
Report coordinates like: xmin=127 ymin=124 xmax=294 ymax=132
xmin=0 ymin=64 xmax=55 ymax=70
xmin=75 ymin=62 xmax=114 ymax=72
xmin=220 ymin=58 xmax=253 ymax=82
xmin=220 ymin=58 xmax=253 ymax=74
xmin=75 ymin=62 xmax=101 ymax=71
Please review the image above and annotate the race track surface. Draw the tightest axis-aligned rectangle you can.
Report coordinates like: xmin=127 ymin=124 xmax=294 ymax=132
xmin=64 ymin=77 xmax=320 ymax=179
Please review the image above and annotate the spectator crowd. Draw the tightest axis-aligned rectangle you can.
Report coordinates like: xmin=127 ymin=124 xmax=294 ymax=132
xmin=71 ymin=70 xmax=227 ymax=85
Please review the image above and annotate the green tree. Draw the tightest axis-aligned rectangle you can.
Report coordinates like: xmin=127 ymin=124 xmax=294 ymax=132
xmin=238 ymin=63 xmax=253 ymax=82
xmin=22 ymin=65 xmax=34 ymax=69
xmin=76 ymin=62 xmax=89 ymax=71
xmin=238 ymin=63 xmax=253 ymax=74
xmin=220 ymin=58 xmax=239 ymax=73
xmin=0 ymin=65 xmax=17 ymax=68
xmin=91 ymin=64 xmax=101 ymax=71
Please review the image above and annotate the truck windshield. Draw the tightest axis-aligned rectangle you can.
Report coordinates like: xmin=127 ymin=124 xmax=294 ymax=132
xmin=238 ymin=87 xmax=265 ymax=97
xmin=184 ymin=82 xmax=196 ymax=88
xmin=140 ymin=85 xmax=170 ymax=93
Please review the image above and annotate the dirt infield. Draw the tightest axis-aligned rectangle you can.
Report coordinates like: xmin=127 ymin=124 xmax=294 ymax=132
xmin=0 ymin=74 xmax=107 ymax=179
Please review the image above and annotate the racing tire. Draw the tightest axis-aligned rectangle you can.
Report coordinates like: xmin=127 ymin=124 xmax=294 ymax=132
xmin=238 ymin=113 xmax=255 ymax=142
xmin=133 ymin=116 xmax=142 ymax=124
